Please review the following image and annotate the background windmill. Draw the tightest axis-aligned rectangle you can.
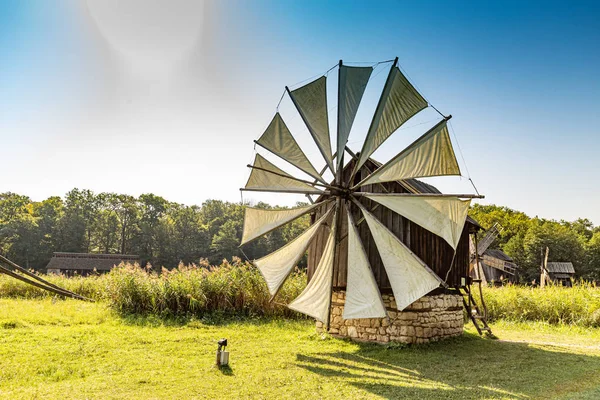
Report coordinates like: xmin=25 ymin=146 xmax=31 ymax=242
xmin=240 ymin=58 xmax=484 ymax=340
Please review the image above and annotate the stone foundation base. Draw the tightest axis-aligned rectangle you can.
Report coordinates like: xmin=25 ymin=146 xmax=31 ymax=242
xmin=316 ymin=291 xmax=464 ymax=344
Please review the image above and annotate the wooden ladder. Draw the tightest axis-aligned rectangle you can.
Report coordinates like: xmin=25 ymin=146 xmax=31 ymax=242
xmin=456 ymin=281 xmax=493 ymax=336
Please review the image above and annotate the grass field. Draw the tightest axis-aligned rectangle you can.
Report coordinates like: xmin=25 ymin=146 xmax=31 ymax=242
xmin=1 ymin=299 xmax=600 ymax=399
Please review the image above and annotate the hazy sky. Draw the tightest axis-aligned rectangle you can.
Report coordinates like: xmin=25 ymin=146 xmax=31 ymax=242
xmin=1 ymin=0 xmax=599 ymax=223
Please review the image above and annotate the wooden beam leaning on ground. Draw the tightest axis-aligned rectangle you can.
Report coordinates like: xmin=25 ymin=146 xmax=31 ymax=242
xmin=0 ymin=255 xmax=93 ymax=301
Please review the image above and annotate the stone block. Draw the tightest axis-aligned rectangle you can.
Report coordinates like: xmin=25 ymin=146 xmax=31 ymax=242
xmin=415 ymin=327 xmax=424 ymax=337
xmin=377 ymin=335 xmax=389 ymax=343
xmin=399 ymin=312 xmax=417 ymax=321
xmin=347 ymin=326 xmax=358 ymax=338
xmin=366 ymin=328 xmax=378 ymax=334
xmin=359 ymin=319 xmax=371 ymax=327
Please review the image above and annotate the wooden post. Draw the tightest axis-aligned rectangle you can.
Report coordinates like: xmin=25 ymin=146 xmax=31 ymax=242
xmin=540 ymin=247 xmax=549 ymax=288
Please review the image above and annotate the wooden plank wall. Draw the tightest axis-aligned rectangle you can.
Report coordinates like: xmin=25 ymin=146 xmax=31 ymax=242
xmin=307 ymin=160 xmax=471 ymax=290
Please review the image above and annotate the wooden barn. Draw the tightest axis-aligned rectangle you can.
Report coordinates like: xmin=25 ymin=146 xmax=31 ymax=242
xmin=46 ymin=252 xmax=140 ymax=276
xmin=307 ymin=158 xmax=480 ymax=292
xmin=546 ymin=262 xmax=575 ymax=286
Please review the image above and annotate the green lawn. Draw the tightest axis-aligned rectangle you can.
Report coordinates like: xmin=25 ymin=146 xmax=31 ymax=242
xmin=1 ymin=299 xmax=600 ymax=399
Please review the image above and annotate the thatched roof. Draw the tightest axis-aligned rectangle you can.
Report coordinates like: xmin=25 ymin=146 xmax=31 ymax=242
xmin=46 ymin=252 xmax=140 ymax=271
xmin=546 ymin=262 xmax=575 ymax=274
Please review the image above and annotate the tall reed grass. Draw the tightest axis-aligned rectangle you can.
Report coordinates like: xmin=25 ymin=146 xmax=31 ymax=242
xmin=0 ymin=257 xmax=306 ymax=318
xmin=482 ymin=281 xmax=600 ymax=327
xmin=3 ymin=262 xmax=600 ymax=326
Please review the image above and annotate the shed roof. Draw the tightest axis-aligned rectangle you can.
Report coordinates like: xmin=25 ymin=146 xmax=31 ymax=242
xmin=546 ymin=262 xmax=575 ymax=274
xmin=46 ymin=252 xmax=140 ymax=271
xmin=484 ymin=248 xmax=513 ymax=262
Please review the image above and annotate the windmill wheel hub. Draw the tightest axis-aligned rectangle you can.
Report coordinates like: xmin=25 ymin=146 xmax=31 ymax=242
xmin=331 ymin=186 xmax=351 ymax=200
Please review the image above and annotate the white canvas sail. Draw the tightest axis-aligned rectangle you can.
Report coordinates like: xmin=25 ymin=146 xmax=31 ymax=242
xmin=245 ymin=154 xmax=323 ymax=194
xmin=360 ymin=206 xmax=442 ymax=310
xmin=253 ymin=207 xmax=334 ymax=296
xmin=337 ymin=65 xmax=372 ymax=169
xmin=343 ymin=207 xmax=387 ymax=319
xmin=241 ymin=202 xmax=323 ymax=246
xmin=256 ymin=113 xmax=325 ymax=183
xmin=365 ymin=194 xmax=471 ymax=250
xmin=355 ymin=67 xmax=427 ymax=172
xmin=289 ymin=76 xmax=334 ymax=172
xmin=354 ymin=121 xmax=460 ymax=188
xmin=288 ymin=218 xmax=336 ymax=323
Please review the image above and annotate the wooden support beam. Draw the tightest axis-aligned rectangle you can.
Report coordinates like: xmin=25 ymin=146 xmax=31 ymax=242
xmin=353 ymin=192 xmax=485 ymax=199
xmin=0 ymin=264 xmax=92 ymax=301
xmin=0 ymin=254 xmax=92 ymax=301
xmin=240 ymin=188 xmax=328 ymax=195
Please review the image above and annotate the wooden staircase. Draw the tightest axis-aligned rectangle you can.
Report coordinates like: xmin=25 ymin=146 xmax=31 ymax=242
xmin=456 ymin=281 xmax=493 ymax=336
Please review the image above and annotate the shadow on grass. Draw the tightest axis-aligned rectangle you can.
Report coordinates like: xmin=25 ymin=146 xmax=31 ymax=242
xmin=218 ymin=364 xmax=234 ymax=376
xmin=296 ymin=332 xmax=600 ymax=399
xmin=116 ymin=311 xmax=310 ymax=328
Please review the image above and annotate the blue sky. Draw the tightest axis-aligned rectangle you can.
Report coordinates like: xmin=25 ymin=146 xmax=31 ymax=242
xmin=0 ymin=0 xmax=599 ymax=223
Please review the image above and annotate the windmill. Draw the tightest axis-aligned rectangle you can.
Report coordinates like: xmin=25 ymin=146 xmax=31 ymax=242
xmin=240 ymin=58 xmax=482 ymax=329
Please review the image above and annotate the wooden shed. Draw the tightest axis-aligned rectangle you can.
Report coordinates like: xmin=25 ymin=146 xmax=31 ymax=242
xmin=307 ymin=158 xmax=479 ymax=292
xmin=46 ymin=252 xmax=140 ymax=276
xmin=546 ymin=262 xmax=575 ymax=286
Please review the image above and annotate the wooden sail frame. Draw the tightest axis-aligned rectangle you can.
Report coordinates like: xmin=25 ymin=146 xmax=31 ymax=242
xmin=240 ymin=57 xmax=482 ymax=324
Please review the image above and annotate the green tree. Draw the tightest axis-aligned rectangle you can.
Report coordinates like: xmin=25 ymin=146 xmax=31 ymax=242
xmin=521 ymin=219 xmax=585 ymax=282
xmin=134 ymin=193 xmax=169 ymax=264
xmin=585 ymin=232 xmax=600 ymax=281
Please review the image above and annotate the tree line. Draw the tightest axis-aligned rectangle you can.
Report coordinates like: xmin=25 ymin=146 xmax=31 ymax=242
xmin=1 ymin=189 xmax=599 ymax=282
xmin=0 ymin=189 xmax=309 ymax=270
xmin=469 ymin=204 xmax=600 ymax=282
